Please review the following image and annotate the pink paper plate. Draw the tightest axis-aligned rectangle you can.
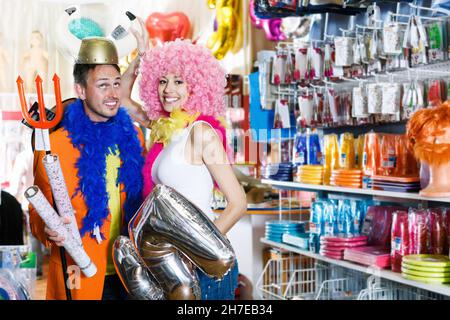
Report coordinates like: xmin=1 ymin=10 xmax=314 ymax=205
xmin=320 ymin=252 xmax=344 ymax=260
xmin=320 ymin=245 xmax=345 ymax=252
xmin=320 ymin=240 xmax=367 ymax=248
xmin=321 ymin=235 xmax=368 ymax=243
xmin=320 ymin=249 xmax=344 ymax=258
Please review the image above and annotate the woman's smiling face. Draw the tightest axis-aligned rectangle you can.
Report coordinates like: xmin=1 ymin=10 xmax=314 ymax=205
xmin=158 ymin=73 xmax=189 ymax=113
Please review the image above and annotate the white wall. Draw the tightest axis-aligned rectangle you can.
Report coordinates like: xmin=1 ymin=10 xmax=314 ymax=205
xmin=0 ymin=0 xmax=249 ymax=105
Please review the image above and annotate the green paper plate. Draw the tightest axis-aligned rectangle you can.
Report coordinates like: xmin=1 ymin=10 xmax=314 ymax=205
xmin=402 ymin=255 xmax=450 ymax=268
xmin=402 ymin=262 xmax=450 ymax=273
xmin=401 ymin=266 xmax=450 ymax=278
xmin=402 ymin=273 xmax=450 ymax=284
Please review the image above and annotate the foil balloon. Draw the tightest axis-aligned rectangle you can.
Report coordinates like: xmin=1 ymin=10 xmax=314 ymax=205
xmin=207 ymin=0 xmax=241 ymax=59
xmin=231 ymin=0 xmax=243 ymax=54
xmin=145 ymin=12 xmax=191 ymax=46
xmin=136 ymin=239 xmax=201 ymax=300
xmin=262 ymin=19 xmax=286 ymax=41
xmin=113 ymin=236 xmax=165 ymax=300
xmin=55 ymin=5 xmax=138 ymax=61
xmin=68 ymin=17 xmax=105 ymax=39
xmin=130 ymin=184 xmax=236 ymax=278
xmin=114 ymin=184 xmax=235 ymax=300
xmin=249 ymin=0 xmax=286 ymax=41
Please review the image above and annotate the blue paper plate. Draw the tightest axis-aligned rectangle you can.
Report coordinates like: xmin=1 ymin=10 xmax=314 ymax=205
xmin=266 ymin=231 xmax=304 ymax=236
xmin=267 ymin=220 xmax=307 ymax=226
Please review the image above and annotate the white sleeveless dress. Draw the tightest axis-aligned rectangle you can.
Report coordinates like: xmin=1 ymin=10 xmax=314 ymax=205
xmin=151 ymin=121 xmax=218 ymax=221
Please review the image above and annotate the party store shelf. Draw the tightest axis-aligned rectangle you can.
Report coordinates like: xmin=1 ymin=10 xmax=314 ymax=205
xmin=214 ymin=206 xmax=309 ymax=215
xmin=260 ymin=238 xmax=450 ymax=297
xmin=261 ymin=179 xmax=450 ymax=203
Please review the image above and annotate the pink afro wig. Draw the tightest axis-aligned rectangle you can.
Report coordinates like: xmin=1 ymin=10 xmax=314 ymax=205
xmin=139 ymin=40 xmax=227 ymax=120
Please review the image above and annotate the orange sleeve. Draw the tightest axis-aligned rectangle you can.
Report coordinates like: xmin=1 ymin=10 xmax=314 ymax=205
xmin=136 ymin=125 xmax=147 ymax=156
xmin=29 ymin=149 xmax=52 ymax=248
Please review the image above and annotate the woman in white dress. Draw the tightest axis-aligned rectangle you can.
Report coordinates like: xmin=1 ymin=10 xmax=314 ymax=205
xmin=135 ymin=40 xmax=247 ymax=300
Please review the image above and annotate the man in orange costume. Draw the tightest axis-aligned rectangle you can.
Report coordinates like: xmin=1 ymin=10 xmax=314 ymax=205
xmin=29 ymin=37 xmax=146 ymax=300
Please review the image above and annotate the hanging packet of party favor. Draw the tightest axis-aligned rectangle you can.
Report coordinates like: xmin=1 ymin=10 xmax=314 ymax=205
xmin=293 ymin=133 xmax=307 ymax=166
xmin=307 ymin=133 xmax=322 ymax=165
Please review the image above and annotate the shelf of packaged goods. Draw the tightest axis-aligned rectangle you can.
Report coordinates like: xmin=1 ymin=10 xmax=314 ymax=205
xmin=261 ymin=238 xmax=450 ymax=297
xmin=261 ymin=179 xmax=450 ymax=203
xmin=214 ymin=207 xmax=309 ymax=215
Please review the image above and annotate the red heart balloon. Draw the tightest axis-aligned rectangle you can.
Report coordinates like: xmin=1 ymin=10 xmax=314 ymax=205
xmin=145 ymin=12 xmax=191 ymax=45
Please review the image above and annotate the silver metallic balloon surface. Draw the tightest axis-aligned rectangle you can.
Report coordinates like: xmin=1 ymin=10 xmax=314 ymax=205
xmin=113 ymin=236 xmax=165 ymax=300
xmin=130 ymin=184 xmax=236 ymax=280
xmin=139 ymin=240 xmax=201 ymax=300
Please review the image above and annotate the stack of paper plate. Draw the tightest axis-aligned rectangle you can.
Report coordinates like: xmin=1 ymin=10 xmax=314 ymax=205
xmin=265 ymin=220 xmax=307 ymax=243
xmin=282 ymin=233 xmax=310 ymax=250
xmin=401 ymin=254 xmax=450 ymax=284
xmin=367 ymin=175 xmax=421 ymax=193
xmin=343 ymin=246 xmax=391 ymax=268
xmin=330 ymin=169 xmax=362 ymax=188
xmin=319 ymin=235 xmax=368 ymax=260
xmin=296 ymin=165 xmax=324 ymax=185
xmin=261 ymin=163 xmax=294 ymax=182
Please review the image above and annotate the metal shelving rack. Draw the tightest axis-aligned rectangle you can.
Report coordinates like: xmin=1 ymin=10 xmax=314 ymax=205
xmin=258 ymin=179 xmax=450 ymax=299
xmin=261 ymin=179 xmax=450 ymax=204
xmin=261 ymin=238 xmax=450 ymax=297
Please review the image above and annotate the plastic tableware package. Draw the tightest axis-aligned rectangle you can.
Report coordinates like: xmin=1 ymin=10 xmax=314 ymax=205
xmin=444 ymin=208 xmax=450 ymax=254
xmin=310 ymin=200 xmax=325 ymax=236
xmin=394 ymin=135 xmax=408 ymax=177
xmin=337 ymin=199 xmax=352 ymax=236
xmin=355 ymin=134 xmax=365 ymax=170
xmin=293 ymin=133 xmax=307 ymax=166
xmin=427 ymin=208 xmax=446 ymax=255
xmin=362 ymin=206 xmax=398 ymax=247
xmin=350 ymin=200 xmax=363 ymax=235
xmin=309 ymin=201 xmax=325 ymax=253
xmin=323 ymin=134 xmax=339 ymax=184
xmin=323 ymin=200 xmax=337 ymax=236
xmin=409 ymin=208 xmax=430 ymax=255
xmin=362 ymin=132 xmax=380 ymax=177
xmin=339 ymin=132 xmax=356 ymax=170
xmin=391 ymin=210 xmax=410 ymax=273
xmin=307 ymin=133 xmax=322 ymax=165
xmin=379 ymin=134 xmax=397 ymax=176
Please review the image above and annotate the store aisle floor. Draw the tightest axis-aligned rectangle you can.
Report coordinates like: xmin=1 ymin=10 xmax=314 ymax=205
xmin=35 ymin=254 xmax=48 ymax=300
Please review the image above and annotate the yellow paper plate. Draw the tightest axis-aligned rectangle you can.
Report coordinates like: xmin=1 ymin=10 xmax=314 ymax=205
xmin=298 ymin=165 xmax=324 ymax=171
xmin=332 ymin=169 xmax=363 ymax=175
xmin=330 ymin=182 xmax=361 ymax=188
xmin=330 ymin=177 xmax=362 ymax=183
xmin=401 ymin=266 xmax=450 ymax=278
xmin=298 ymin=179 xmax=323 ymax=185
xmin=297 ymin=173 xmax=323 ymax=179
xmin=403 ymin=255 xmax=450 ymax=268
xmin=402 ymin=262 xmax=450 ymax=273
xmin=402 ymin=273 xmax=450 ymax=284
